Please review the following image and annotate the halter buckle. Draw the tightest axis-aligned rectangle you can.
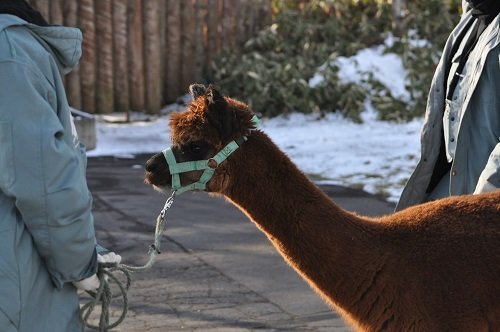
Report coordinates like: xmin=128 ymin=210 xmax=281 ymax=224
xmin=207 ymin=159 xmax=218 ymax=169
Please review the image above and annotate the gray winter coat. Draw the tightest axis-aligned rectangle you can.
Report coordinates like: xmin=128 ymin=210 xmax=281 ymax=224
xmin=396 ymin=10 xmax=500 ymax=211
xmin=0 ymin=14 xmax=97 ymax=331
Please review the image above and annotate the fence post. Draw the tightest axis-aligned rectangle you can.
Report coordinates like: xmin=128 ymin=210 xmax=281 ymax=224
xmin=49 ymin=0 xmax=63 ymax=25
xmin=180 ymin=1 xmax=195 ymax=93
xmin=165 ymin=0 xmax=182 ymax=103
xmin=30 ymin=0 xmax=50 ymax=22
xmin=193 ymin=0 xmax=207 ymax=84
xmin=96 ymin=0 xmax=114 ymax=114
xmin=64 ymin=0 xmax=82 ymax=110
xmin=113 ymin=0 xmax=130 ymax=114
xmin=143 ymin=0 xmax=163 ymax=114
xmin=206 ymin=0 xmax=220 ymax=66
xmin=128 ymin=0 xmax=146 ymax=112
xmin=221 ymin=0 xmax=234 ymax=51
xmin=79 ymin=0 xmax=96 ymax=114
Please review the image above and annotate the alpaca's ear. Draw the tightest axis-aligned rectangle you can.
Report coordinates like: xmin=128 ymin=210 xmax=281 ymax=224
xmin=189 ymin=83 xmax=207 ymax=99
xmin=204 ymin=86 xmax=233 ymax=141
xmin=205 ymin=85 xmax=224 ymax=105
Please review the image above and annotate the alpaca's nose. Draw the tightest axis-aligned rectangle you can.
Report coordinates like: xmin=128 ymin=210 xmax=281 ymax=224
xmin=145 ymin=153 xmax=162 ymax=173
xmin=144 ymin=153 xmax=170 ymax=186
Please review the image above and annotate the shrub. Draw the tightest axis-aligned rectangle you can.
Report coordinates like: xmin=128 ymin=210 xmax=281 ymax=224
xmin=207 ymin=0 xmax=461 ymax=122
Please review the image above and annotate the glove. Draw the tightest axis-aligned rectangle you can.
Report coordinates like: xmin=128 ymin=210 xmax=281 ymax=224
xmin=72 ymin=252 xmax=121 ymax=291
xmin=72 ymin=274 xmax=100 ymax=291
xmin=97 ymin=251 xmax=122 ymax=265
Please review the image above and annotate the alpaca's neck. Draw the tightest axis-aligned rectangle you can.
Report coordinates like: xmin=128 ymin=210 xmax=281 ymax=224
xmin=222 ymin=131 xmax=384 ymax=322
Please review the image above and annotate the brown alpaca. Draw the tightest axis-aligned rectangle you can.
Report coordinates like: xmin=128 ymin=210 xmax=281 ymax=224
xmin=144 ymin=84 xmax=500 ymax=332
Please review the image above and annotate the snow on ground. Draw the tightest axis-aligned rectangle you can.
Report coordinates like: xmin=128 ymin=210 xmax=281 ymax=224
xmin=87 ymin=41 xmax=423 ymax=203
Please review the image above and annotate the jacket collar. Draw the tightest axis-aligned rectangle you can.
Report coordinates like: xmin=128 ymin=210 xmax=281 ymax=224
xmin=0 ymin=14 xmax=82 ymax=74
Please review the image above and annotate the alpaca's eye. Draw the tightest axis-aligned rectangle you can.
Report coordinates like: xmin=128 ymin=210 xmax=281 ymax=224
xmin=189 ymin=142 xmax=202 ymax=155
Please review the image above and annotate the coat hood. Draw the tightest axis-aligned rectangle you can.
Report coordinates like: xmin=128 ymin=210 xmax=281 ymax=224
xmin=0 ymin=14 xmax=82 ymax=73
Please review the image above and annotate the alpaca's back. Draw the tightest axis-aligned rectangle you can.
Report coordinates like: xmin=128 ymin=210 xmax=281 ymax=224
xmin=376 ymin=191 xmax=500 ymax=331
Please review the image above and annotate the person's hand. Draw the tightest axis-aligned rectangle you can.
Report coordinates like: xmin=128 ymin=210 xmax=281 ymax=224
xmin=72 ymin=252 xmax=121 ymax=291
xmin=97 ymin=252 xmax=122 ymax=265
xmin=72 ymin=274 xmax=100 ymax=291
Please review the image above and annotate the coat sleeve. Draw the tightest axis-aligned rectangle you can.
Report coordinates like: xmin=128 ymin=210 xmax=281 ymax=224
xmin=474 ymin=143 xmax=500 ymax=194
xmin=0 ymin=60 xmax=97 ymax=289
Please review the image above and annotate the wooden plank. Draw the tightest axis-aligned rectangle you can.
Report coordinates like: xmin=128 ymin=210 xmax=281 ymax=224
xmin=206 ymin=0 xmax=220 ymax=65
xmin=143 ymin=0 xmax=163 ymax=113
xmin=165 ymin=0 xmax=182 ymax=102
xmin=221 ymin=0 xmax=234 ymax=51
xmin=49 ymin=0 xmax=63 ymax=25
xmin=30 ymin=0 xmax=50 ymax=22
xmin=128 ymin=0 xmax=145 ymax=111
xmin=96 ymin=0 xmax=114 ymax=113
xmin=192 ymin=0 xmax=207 ymax=83
xmin=79 ymin=0 xmax=96 ymax=113
xmin=63 ymin=0 xmax=82 ymax=109
xmin=113 ymin=0 xmax=130 ymax=113
xmin=181 ymin=0 xmax=195 ymax=91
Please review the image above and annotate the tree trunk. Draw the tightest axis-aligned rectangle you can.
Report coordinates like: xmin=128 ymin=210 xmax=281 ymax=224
xmin=113 ymin=0 xmax=130 ymax=114
xmin=96 ymin=0 xmax=114 ymax=114
xmin=165 ymin=0 xmax=182 ymax=103
xmin=128 ymin=0 xmax=145 ymax=111
xmin=63 ymin=0 xmax=82 ymax=110
xmin=79 ymin=0 xmax=96 ymax=113
xmin=143 ymin=0 xmax=163 ymax=114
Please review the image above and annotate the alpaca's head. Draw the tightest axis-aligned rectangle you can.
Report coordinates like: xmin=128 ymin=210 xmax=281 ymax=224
xmin=144 ymin=84 xmax=257 ymax=193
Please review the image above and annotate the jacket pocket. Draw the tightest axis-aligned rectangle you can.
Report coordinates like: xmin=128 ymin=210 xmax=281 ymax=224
xmin=0 ymin=122 xmax=15 ymax=190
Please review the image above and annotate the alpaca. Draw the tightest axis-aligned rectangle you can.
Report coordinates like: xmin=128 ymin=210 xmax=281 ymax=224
xmin=144 ymin=84 xmax=500 ymax=332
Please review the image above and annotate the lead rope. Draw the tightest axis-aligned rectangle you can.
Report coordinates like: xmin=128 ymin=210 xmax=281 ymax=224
xmin=80 ymin=190 xmax=177 ymax=332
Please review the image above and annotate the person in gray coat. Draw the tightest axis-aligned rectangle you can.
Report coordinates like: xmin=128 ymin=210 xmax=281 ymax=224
xmin=0 ymin=1 xmax=120 ymax=331
xmin=397 ymin=0 xmax=500 ymax=211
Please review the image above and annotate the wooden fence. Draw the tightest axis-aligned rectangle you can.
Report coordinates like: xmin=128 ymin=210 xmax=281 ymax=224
xmin=27 ymin=0 xmax=272 ymax=114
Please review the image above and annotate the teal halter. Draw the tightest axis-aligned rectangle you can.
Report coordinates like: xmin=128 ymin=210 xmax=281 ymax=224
xmin=162 ymin=115 xmax=260 ymax=195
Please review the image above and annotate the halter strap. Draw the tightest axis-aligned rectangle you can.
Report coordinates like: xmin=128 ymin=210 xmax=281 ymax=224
xmin=162 ymin=115 xmax=259 ymax=195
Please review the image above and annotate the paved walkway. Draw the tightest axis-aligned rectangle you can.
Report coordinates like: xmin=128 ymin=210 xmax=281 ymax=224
xmin=84 ymin=155 xmax=395 ymax=331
